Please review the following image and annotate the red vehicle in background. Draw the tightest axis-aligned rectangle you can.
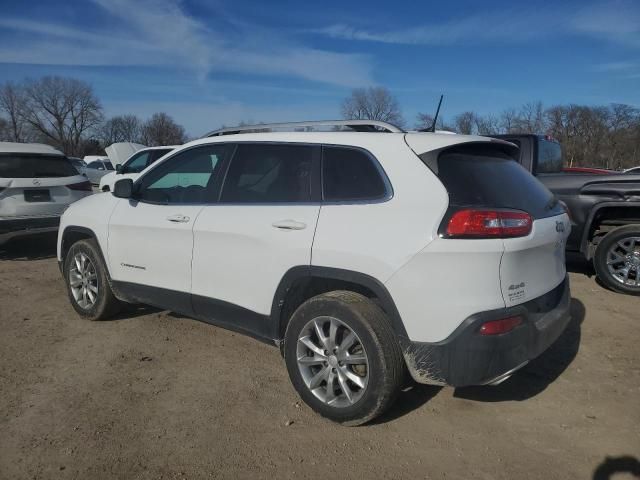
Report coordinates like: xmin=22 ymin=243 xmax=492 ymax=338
xmin=563 ymin=166 xmax=619 ymax=175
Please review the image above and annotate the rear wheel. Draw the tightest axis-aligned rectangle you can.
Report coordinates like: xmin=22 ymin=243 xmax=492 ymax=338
xmin=284 ymin=291 xmax=404 ymax=426
xmin=593 ymin=225 xmax=640 ymax=296
xmin=64 ymin=239 xmax=123 ymax=319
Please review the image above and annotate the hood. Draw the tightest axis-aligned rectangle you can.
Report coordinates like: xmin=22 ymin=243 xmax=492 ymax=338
xmin=105 ymin=142 xmax=146 ymax=166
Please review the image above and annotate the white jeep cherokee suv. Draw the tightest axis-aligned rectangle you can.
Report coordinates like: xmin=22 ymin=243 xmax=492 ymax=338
xmin=57 ymin=121 xmax=572 ymax=425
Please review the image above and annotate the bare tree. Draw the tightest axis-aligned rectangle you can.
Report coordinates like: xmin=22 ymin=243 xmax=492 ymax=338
xmin=0 ymin=82 xmax=31 ymax=142
xmin=19 ymin=76 xmax=103 ymax=156
xmin=0 ymin=117 xmax=10 ymax=141
xmin=140 ymin=113 xmax=186 ymax=146
xmin=454 ymin=111 xmax=476 ymax=135
xmin=100 ymin=115 xmax=142 ymax=145
xmin=341 ymin=87 xmax=404 ymax=127
xmin=474 ymin=113 xmax=500 ymax=136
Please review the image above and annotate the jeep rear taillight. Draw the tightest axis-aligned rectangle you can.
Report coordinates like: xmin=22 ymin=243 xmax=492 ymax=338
xmin=445 ymin=209 xmax=532 ymax=239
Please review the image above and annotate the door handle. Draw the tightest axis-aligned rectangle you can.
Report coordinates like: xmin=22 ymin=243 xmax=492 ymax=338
xmin=272 ymin=220 xmax=306 ymax=230
xmin=166 ymin=214 xmax=190 ymax=223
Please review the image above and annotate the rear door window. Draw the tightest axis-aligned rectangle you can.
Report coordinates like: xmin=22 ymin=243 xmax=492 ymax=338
xmin=220 ymin=143 xmax=314 ymax=203
xmin=536 ymin=137 xmax=563 ymax=173
xmin=426 ymin=144 xmax=562 ymax=219
xmin=0 ymin=155 xmax=78 ymax=178
xmin=322 ymin=146 xmax=388 ymax=202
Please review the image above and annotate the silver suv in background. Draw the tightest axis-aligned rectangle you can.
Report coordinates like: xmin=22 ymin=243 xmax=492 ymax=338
xmin=0 ymin=142 xmax=92 ymax=246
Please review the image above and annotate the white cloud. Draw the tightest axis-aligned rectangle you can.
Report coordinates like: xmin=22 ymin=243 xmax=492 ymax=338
xmin=572 ymin=0 xmax=640 ymax=48
xmin=313 ymin=1 xmax=640 ymax=49
xmin=0 ymin=0 xmax=373 ymax=87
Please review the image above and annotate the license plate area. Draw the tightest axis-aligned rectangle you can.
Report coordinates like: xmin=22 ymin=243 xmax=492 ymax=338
xmin=24 ymin=189 xmax=51 ymax=202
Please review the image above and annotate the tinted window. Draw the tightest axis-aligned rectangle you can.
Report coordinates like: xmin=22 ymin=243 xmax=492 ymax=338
xmin=122 ymin=151 xmax=151 ymax=174
xmin=536 ymin=138 xmax=563 ymax=173
xmin=432 ymin=144 xmax=561 ymax=219
xmin=104 ymin=161 xmax=114 ymax=171
xmin=137 ymin=145 xmax=230 ymax=204
xmin=220 ymin=144 xmax=313 ymax=203
xmin=0 ymin=155 xmax=78 ymax=178
xmin=322 ymin=146 xmax=387 ymax=201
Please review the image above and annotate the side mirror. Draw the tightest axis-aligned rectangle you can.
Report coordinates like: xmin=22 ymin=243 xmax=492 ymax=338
xmin=116 ymin=164 xmax=122 ymax=173
xmin=113 ymin=178 xmax=134 ymax=199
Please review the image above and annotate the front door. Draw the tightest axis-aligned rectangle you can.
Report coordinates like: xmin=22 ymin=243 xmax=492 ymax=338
xmin=107 ymin=144 xmax=232 ymax=309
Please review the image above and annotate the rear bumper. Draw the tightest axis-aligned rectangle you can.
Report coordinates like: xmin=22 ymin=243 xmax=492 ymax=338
xmin=401 ymin=276 xmax=572 ymax=387
xmin=0 ymin=216 xmax=60 ymax=245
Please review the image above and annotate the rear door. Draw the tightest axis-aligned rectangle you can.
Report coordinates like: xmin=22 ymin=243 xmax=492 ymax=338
xmin=433 ymin=143 xmax=570 ymax=305
xmin=191 ymin=142 xmax=320 ymax=323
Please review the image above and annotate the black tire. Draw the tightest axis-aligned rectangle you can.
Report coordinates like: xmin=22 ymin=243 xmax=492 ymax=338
xmin=593 ymin=225 xmax=640 ymax=296
xmin=63 ymin=238 xmax=123 ymax=320
xmin=284 ymin=290 xmax=405 ymax=426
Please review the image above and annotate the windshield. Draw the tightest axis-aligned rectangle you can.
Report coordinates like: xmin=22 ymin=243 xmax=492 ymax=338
xmin=0 ymin=154 xmax=78 ymax=178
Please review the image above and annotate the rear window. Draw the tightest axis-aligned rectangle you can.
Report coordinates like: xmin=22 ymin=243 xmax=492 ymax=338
xmin=0 ymin=154 xmax=78 ymax=178
xmin=427 ymin=144 xmax=561 ymax=219
xmin=322 ymin=146 xmax=388 ymax=201
xmin=536 ymin=138 xmax=563 ymax=173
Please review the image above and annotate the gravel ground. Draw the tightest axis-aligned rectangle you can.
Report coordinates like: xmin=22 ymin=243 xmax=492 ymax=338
xmin=0 ymin=234 xmax=638 ymax=480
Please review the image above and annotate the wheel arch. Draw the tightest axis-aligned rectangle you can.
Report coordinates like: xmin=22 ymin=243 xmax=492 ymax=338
xmin=581 ymin=202 xmax=640 ymax=259
xmin=271 ymin=266 xmax=408 ymax=344
xmin=60 ymin=226 xmax=104 ymax=268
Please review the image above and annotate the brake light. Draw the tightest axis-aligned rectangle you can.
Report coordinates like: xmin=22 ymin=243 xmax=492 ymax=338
xmin=66 ymin=180 xmax=92 ymax=192
xmin=445 ymin=209 xmax=532 ymax=238
xmin=479 ymin=316 xmax=523 ymax=335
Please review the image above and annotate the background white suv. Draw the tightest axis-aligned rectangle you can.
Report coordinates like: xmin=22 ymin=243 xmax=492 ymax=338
xmin=0 ymin=142 xmax=92 ymax=246
xmin=57 ymin=121 xmax=572 ymax=425
xmin=99 ymin=145 xmax=177 ymax=192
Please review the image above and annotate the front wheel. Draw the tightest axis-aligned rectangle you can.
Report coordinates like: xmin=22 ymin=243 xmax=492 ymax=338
xmin=63 ymin=239 xmax=123 ymax=319
xmin=284 ymin=291 xmax=405 ymax=426
xmin=593 ymin=225 xmax=640 ymax=295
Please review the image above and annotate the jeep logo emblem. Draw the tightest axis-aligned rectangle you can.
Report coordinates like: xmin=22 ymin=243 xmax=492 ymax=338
xmin=32 ymin=179 xmax=41 ymax=186
xmin=556 ymin=221 xmax=565 ymax=233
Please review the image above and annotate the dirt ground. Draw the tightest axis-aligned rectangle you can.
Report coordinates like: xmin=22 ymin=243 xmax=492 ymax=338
xmin=0 ymin=234 xmax=638 ymax=480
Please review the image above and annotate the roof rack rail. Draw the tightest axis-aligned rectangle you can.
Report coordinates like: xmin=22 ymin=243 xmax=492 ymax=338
xmin=204 ymin=120 xmax=405 ymax=137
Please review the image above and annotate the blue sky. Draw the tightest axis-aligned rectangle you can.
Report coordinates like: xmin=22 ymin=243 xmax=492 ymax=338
xmin=0 ymin=0 xmax=639 ymax=136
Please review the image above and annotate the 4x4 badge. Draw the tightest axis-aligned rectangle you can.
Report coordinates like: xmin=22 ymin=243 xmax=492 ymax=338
xmin=556 ymin=221 xmax=565 ymax=233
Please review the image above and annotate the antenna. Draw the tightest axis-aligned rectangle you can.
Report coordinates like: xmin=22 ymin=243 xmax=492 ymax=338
xmin=420 ymin=95 xmax=444 ymax=132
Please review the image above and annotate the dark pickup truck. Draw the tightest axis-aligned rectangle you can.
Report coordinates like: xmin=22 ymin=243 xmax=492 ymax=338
xmin=494 ymin=134 xmax=640 ymax=295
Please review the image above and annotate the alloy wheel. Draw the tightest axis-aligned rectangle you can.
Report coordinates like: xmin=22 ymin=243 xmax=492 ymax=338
xmin=69 ymin=252 xmax=99 ymax=309
xmin=296 ymin=316 xmax=369 ymax=408
xmin=606 ymin=236 xmax=640 ymax=287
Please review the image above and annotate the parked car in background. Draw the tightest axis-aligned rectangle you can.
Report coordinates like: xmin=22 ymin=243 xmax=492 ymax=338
xmin=494 ymin=133 xmax=640 ymax=295
xmin=82 ymin=159 xmax=114 ymax=185
xmin=68 ymin=157 xmax=87 ymax=174
xmin=0 ymin=142 xmax=92 ymax=246
xmin=624 ymin=166 xmax=640 ymax=175
xmin=58 ymin=120 xmax=571 ymax=425
xmin=99 ymin=146 xmax=177 ymax=192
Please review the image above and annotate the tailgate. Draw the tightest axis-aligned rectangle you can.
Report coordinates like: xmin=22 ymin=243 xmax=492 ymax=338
xmin=501 ymin=213 xmax=570 ymax=305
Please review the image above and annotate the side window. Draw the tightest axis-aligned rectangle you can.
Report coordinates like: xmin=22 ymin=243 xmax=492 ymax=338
xmin=86 ymin=161 xmax=101 ymax=170
xmin=220 ymin=143 xmax=313 ymax=203
xmin=104 ymin=161 xmax=114 ymax=171
xmin=322 ymin=146 xmax=388 ymax=202
xmin=122 ymin=151 xmax=151 ymax=174
xmin=137 ymin=145 xmax=230 ymax=204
